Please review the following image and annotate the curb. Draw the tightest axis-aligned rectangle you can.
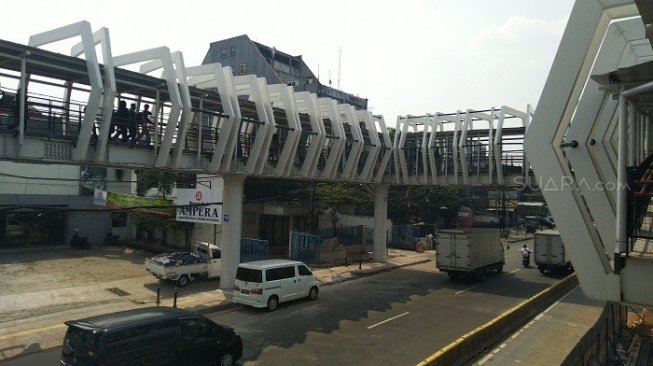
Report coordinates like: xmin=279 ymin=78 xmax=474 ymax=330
xmin=352 ymin=258 xmax=432 ymax=277
xmin=416 ymin=273 xmax=579 ymax=366
xmin=321 ymin=258 xmax=432 ymax=286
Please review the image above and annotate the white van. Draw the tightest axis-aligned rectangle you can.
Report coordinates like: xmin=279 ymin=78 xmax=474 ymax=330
xmin=233 ymin=259 xmax=320 ymax=311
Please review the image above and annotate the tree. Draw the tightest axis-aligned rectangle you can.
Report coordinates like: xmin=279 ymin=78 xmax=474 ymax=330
xmin=387 ymin=185 xmax=462 ymax=225
xmin=136 ymin=170 xmax=195 ymax=198
xmin=135 ymin=170 xmax=196 ymax=249
xmin=292 ymin=182 xmax=373 ymax=232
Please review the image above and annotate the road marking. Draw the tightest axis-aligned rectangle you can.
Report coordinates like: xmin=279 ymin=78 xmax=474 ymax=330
xmin=0 ymin=323 xmax=66 ymax=342
xmin=509 ymin=269 xmax=520 ymax=274
xmin=367 ymin=312 xmax=410 ymax=329
xmin=455 ymin=285 xmax=479 ymax=295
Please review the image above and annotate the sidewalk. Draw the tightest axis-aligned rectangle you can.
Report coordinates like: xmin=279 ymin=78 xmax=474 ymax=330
xmin=0 ymin=248 xmax=432 ymax=362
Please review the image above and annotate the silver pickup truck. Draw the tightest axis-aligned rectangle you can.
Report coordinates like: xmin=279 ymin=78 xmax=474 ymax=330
xmin=145 ymin=242 xmax=222 ymax=287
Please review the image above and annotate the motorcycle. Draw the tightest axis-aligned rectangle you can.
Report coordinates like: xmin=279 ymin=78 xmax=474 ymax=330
xmin=71 ymin=233 xmax=90 ymax=249
xmin=522 ymin=252 xmax=531 ymax=268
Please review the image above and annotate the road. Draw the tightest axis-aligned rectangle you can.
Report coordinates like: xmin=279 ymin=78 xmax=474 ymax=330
xmin=2 ymin=247 xmax=564 ymax=365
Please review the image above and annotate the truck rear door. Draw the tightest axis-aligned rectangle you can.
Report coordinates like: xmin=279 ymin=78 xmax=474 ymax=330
xmin=550 ymin=234 xmax=565 ymax=265
xmin=436 ymin=234 xmax=455 ymax=269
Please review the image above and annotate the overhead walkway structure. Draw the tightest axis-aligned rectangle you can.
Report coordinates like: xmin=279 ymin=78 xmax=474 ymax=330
xmin=0 ymin=21 xmax=528 ymax=288
xmin=526 ymin=0 xmax=653 ymax=307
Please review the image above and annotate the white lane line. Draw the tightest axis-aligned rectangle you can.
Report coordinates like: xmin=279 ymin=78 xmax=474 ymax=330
xmin=367 ymin=312 xmax=410 ymax=329
xmin=455 ymin=285 xmax=479 ymax=295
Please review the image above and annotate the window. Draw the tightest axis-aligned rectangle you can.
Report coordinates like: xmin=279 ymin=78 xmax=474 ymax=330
xmin=236 ymin=267 xmax=262 ymax=283
xmin=238 ymin=62 xmax=247 ymax=75
xmin=220 ymin=48 xmax=227 ymax=58
xmin=181 ymin=318 xmax=208 ymax=340
xmin=267 ymin=266 xmax=296 ymax=281
xmin=229 ymin=45 xmax=236 ymax=56
xmin=212 ymin=249 xmax=221 ymax=259
xmin=298 ymin=265 xmax=311 ymax=276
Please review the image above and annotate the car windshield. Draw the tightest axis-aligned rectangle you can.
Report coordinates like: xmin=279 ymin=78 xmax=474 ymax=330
xmin=236 ymin=267 xmax=262 ymax=283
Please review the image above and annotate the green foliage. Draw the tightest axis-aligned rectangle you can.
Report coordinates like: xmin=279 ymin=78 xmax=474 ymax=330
xmin=291 ymin=182 xmax=373 ymax=231
xmin=136 ymin=170 xmax=195 ymax=198
xmin=387 ymin=185 xmax=463 ymax=225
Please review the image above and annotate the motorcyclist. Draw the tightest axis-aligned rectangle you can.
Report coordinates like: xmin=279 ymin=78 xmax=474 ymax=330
xmin=520 ymin=244 xmax=532 ymax=267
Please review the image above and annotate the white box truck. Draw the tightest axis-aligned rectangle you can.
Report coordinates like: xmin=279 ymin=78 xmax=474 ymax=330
xmin=145 ymin=242 xmax=222 ymax=287
xmin=533 ymin=230 xmax=573 ymax=274
xmin=436 ymin=228 xmax=505 ymax=280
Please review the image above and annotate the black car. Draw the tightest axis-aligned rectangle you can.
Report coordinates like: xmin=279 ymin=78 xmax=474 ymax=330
xmin=60 ymin=306 xmax=242 ymax=366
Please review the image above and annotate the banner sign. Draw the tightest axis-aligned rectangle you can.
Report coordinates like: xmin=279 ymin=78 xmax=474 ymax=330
xmin=93 ymin=189 xmax=107 ymax=206
xmin=106 ymin=192 xmax=173 ymax=217
xmin=175 ymin=186 xmax=223 ymax=224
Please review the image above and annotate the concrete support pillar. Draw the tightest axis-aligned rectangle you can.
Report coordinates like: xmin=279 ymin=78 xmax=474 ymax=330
xmin=373 ymin=184 xmax=389 ymax=262
xmin=220 ymin=174 xmax=245 ymax=290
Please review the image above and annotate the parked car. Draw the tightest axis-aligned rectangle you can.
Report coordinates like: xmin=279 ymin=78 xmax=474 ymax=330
xmin=233 ymin=259 xmax=320 ymax=311
xmin=523 ymin=215 xmax=556 ymax=230
xmin=60 ymin=306 xmax=242 ymax=366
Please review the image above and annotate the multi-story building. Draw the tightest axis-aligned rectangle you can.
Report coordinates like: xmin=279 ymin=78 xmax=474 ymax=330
xmin=203 ymin=35 xmax=368 ymax=110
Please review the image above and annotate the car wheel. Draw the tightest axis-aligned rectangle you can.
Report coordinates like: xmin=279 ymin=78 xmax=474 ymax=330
xmin=218 ymin=352 xmax=234 ymax=366
xmin=308 ymin=286 xmax=319 ymax=300
xmin=538 ymin=266 xmax=545 ymax=274
xmin=177 ymin=275 xmax=190 ymax=288
xmin=267 ymin=295 xmax=279 ymax=312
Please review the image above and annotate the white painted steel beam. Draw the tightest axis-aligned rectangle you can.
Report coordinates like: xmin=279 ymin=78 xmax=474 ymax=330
xmin=170 ymin=52 xmax=193 ymax=169
xmin=267 ymin=85 xmax=301 ymax=177
xmin=185 ymin=63 xmax=241 ymax=173
xmin=113 ymin=47 xmax=182 ymax=168
xmin=233 ymin=75 xmax=275 ymax=174
xmin=71 ymin=27 xmax=116 ymax=164
xmin=525 ymin=0 xmax=639 ymax=303
xmin=356 ymin=110 xmax=381 ymax=182
xmin=28 ymin=21 xmax=103 ymax=162
xmin=372 ymin=115 xmax=392 ymax=183
xmin=294 ymin=92 xmax=324 ymax=178
xmin=339 ymin=104 xmax=363 ymax=181
xmin=318 ymin=98 xmax=345 ymax=180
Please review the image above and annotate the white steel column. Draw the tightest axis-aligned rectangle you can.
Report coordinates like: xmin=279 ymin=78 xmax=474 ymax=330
xmin=616 ymin=91 xmax=628 ymax=265
xmin=629 ymin=101 xmax=637 ymax=166
xmin=220 ymin=174 xmax=245 ymax=290
xmin=373 ymin=184 xmax=389 ymax=262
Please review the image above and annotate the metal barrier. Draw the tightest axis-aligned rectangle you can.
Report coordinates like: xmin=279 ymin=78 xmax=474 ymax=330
xmin=240 ymin=238 xmax=268 ymax=263
xmin=391 ymin=225 xmax=420 ymax=249
xmin=290 ymin=231 xmax=321 ymax=265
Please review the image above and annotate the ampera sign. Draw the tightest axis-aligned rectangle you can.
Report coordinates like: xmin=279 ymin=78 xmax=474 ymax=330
xmin=175 ymin=188 xmax=222 ymax=224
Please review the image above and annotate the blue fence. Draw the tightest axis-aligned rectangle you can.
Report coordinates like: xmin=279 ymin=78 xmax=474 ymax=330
xmin=317 ymin=225 xmax=374 ymax=252
xmin=290 ymin=231 xmax=321 ymax=265
xmin=390 ymin=225 xmax=420 ymax=249
xmin=240 ymin=238 xmax=269 ymax=263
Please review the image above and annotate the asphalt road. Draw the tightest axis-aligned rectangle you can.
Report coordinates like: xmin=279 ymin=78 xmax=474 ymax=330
xmin=3 ymin=247 xmax=564 ymax=366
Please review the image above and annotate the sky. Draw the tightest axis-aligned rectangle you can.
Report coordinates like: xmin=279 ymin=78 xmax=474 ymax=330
xmin=1 ymin=0 xmax=575 ymax=121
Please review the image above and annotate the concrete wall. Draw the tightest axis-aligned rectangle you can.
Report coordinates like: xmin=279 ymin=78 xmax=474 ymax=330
xmin=0 ymin=161 xmax=79 ymax=195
